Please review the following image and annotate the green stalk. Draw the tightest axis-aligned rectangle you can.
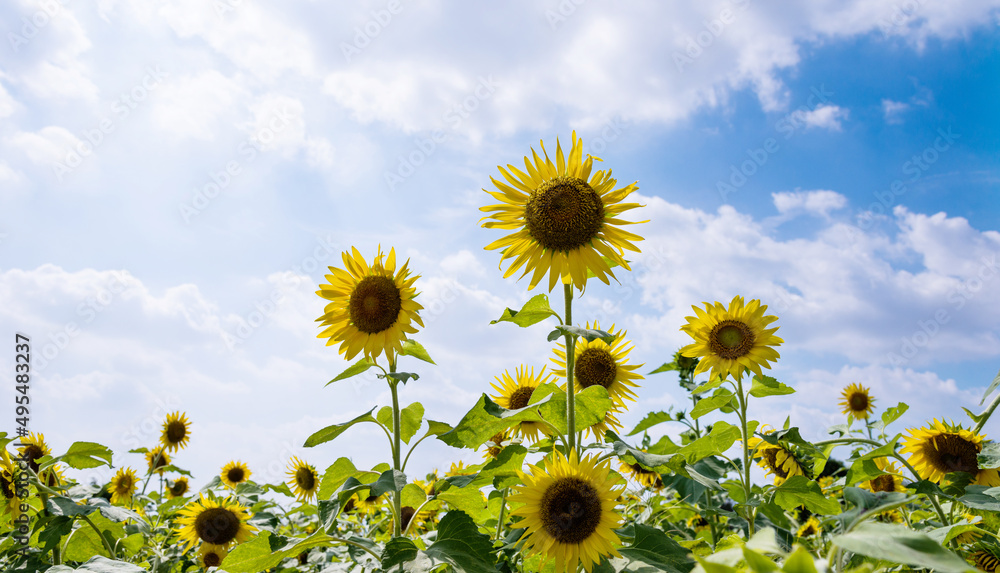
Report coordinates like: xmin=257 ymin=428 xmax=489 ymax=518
xmin=389 ymin=361 xmax=403 ymax=537
xmin=80 ymin=513 xmax=117 ymax=558
xmin=564 ymin=283 xmax=577 ymax=455
xmin=495 ymin=487 xmax=509 ymax=542
xmin=735 ymin=375 xmax=755 ymax=536
xmin=974 ymin=389 xmax=1000 ymax=435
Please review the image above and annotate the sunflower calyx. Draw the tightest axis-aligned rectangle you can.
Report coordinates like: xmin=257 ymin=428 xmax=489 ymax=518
xmin=552 ymin=325 xmax=614 ymax=343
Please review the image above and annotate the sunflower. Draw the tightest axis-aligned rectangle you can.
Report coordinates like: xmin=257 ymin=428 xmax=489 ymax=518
xmin=355 ymin=493 xmax=385 ymax=515
xmin=480 ymin=131 xmax=645 ymax=291
xmin=145 ymin=446 xmax=170 ymax=475
xmin=316 ymin=246 xmax=424 ymax=364
xmin=971 ymin=547 xmax=1000 ymax=572
xmin=679 ymin=296 xmax=783 ymax=382
xmin=0 ymin=452 xmax=21 ymax=517
xmin=220 ymin=461 xmax=251 ymax=489
xmin=797 ymin=516 xmax=821 ymax=537
xmin=618 ymin=461 xmax=663 ymax=491
xmin=509 ymin=450 xmax=624 ymax=573
xmin=109 ymin=467 xmax=139 ymax=505
xmin=168 ymin=477 xmax=190 ymax=499
xmin=199 ymin=543 xmax=228 ymax=569
xmin=839 ymin=383 xmax=875 ymax=421
xmin=286 ymin=457 xmax=320 ymax=502
xmin=161 ymin=411 xmax=192 ymax=452
xmin=859 ymin=458 xmax=907 ymax=493
xmin=686 ymin=514 xmax=710 ymax=533
xmin=414 ymin=471 xmax=439 ymax=497
xmin=490 ymin=365 xmax=556 ymax=443
xmin=483 ymin=430 xmax=515 ymax=461
xmin=17 ymin=432 xmax=51 ymax=473
xmin=176 ymin=494 xmax=256 ymax=552
xmin=901 ymin=419 xmax=1000 ymax=486
xmin=746 ymin=432 xmax=808 ymax=486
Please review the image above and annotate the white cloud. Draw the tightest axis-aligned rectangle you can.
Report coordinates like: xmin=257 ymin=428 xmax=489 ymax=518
xmin=788 ymin=104 xmax=849 ymax=131
xmin=5 ymin=126 xmax=81 ymax=165
xmin=150 ymin=70 xmax=245 ymax=140
xmin=772 ymin=190 xmax=848 ymax=218
xmin=0 ymin=81 xmax=17 ymax=118
xmin=882 ymin=99 xmax=910 ymax=124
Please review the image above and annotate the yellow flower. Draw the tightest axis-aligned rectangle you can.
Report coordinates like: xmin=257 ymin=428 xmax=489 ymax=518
xmin=220 ymin=461 xmax=251 ymax=489
xmin=176 ymin=494 xmax=256 ymax=552
xmin=286 ymin=457 xmax=320 ymax=503
xmin=316 ymin=246 xmax=423 ymax=364
xmin=482 ymin=430 xmax=513 ymax=461
xmin=109 ymin=467 xmax=138 ymax=505
xmin=971 ymin=547 xmax=1000 ymax=572
xmin=859 ymin=458 xmax=907 ymax=493
xmin=0 ymin=452 xmax=22 ymax=517
xmin=797 ymin=516 xmax=821 ymax=537
xmin=199 ymin=543 xmax=228 ymax=569
xmin=746 ymin=431 xmax=807 ymax=486
xmin=146 ymin=446 xmax=170 ymax=475
xmin=161 ymin=411 xmax=192 ymax=452
xmin=480 ymin=131 xmax=645 ymax=291
xmin=839 ymin=383 xmax=875 ymax=421
xmin=901 ymin=419 xmax=1000 ymax=486
xmin=686 ymin=514 xmax=711 ymax=533
xmin=618 ymin=461 xmax=663 ymax=491
xmin=680 ymin=296 xmax=783 ymax=381
xmin=490 ymin=365 xmax=556 ymax=443
xmin=509 ymin=450 xmax=624 ymax=573
xmin=17 ymin=432 xmax=51 ymax=474
xmin=355 ymin=493 xmax=385 ymax=515
xmin=167 ymin=477 xmax=190 ymax=499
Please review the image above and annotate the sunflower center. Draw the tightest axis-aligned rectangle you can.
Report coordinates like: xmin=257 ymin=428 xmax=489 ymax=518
xmin=349 ymin=275 xmax=402 ymax=334
xmin=508 ymin=386 xmax=535 ymax=410
xmin=525 ymin=175 xmax=605 ymax=252
xmin=203 ymin=552 xmax=222 ymax=568
xmin=0 ymin=472 xmax=15 ymax=499
xmin=708 ymin=320 xmax=756 ymax=360
xmin=166 ymin=421 xmax=187 ymax=444
xmin=194 ymin=507 xmax=242 ymax=545
xmin=170 ymin=481 xmax=188 ymax=496
xmin=23 ymin=445 xmax=43 ymax=472
xmin=539 ymin=476 xmax=602 ymax=544
xmin=848 ymin=393 xmax=869 ymax=412
xmin=870 ymin=474 xmax=896 ymax=493
xmin=761 ymin=448 xmax=789 ymax=478
xmin=574 ymin=348 xmax=617 ymax=390
xmin=400 ymin=506 xmax=416 ymax=530
xmin=149 ymin=452 xmax=168 ymax=471
xmin=296 ymin=467 xmax=316 ymax=491
xmin=930 ymin=434 xmax=979 ymax=474
xmin=227 ymin=467 xmax=245 ymax=483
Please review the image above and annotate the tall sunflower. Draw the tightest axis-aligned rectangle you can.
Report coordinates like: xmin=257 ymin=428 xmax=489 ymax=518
xmin=168 ymin=477 xmax=190 ymax=499
xmin=220 ymin=461 xmax=251 ymax=489
xmin=490 ymin=365 xmax=556 ymax=443
xmin=797 ymin=516 xmax=822 ymax=537
xmin=109 ymin=467 xmax=139 ymax=505
xmin=901 ymin=419 xmax=1000 ymax=486
xmin=316 ymin=246 xmax=423 ymax=364
xmin=839 ymin=383 xmax=875 ymax=421
xmin=480 ymin=131 xmax=645 ymax=291
xmin=286 ymin=457 xmax=320 ymax=503
xmin=176 ymin=494 xmax=256 ymax=552
xmin=509 ymin=450 xmax=624 ymax=573
xmin=859 ymin=458 xmax=907 ymax=493
xmin=18 ymin=432 xmax=50 ymax=473
xmin=679 ymin=296 xmax=782 ymax=381
xmin=161 ymin=411 xmax=192 ymax=452
xmin=746 ymin=431 xmax=808 ymax=486
xmin=146 ymin=446 xmax=170 ymax=475
xmin=199 ymin=543 xmax=228 ymax=569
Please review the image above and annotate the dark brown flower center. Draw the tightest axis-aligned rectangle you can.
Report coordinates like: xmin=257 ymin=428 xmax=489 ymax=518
xmin=349 ymin=275 xmax=402 ymax=334
xmin=166 ymin=421 xmax=188 ymax=444
xmin=195 ymin=507 xmax=242 ymax=545
xmin=149 ymin=451 xmax=169 ymax=471
xmin=539 ymin=477 xmax=602 ymax=544
xmin=930 ymin=434 xmax=979 ymax=474
xmin=400 ymin=506 xmax=416 ymax=530
xmin=296 ymin=467 xmax=316 ymax=491
xmin=203 ymin=551 xmax=222 ymax=568
xmin=761 ymin=448 xmax=789 ymax=478
xmin=170 ymin=480 xmax=188 ymax=496
xmin=227 ymin=467 xmax=246 ymax=484
xmin=575 ymin=348 xmax=617 ymax=390
xmin=708 ymin=320 xmax=755 ymax=360
xmin=525 ymin=175 xmax=604 ymax=252
xmin=870 ymin=474 xmax=896 ymax=493
xmin=849 ymin=393 xmax=869 ymax=412
xmin=0 ymin=471 xmax=15 ymax=499
xmin=508 ymin=386 xmax=535 ymax=410
xmin=22 ymin=445 xmax=44 ymax=473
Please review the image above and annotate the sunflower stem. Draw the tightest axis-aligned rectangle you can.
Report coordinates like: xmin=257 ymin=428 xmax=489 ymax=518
xmin=563 ymin=283 xmax=577 ymax=455
xmin=79 ymin=512 xmax=117 ymax=559
xmin=495 ymin=487 xmax=509 ymax=542
xmin=735 ymin=375 xmax=755 ymax=537
xmin=389 ymin=362 xmax=404 ymax=538
xmin=973 ymin=388 xmax=1000 ymax=435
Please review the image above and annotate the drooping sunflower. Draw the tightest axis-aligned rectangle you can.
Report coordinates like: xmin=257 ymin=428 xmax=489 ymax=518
xmin=109 ymin=467 xmax=139 ymax=505
xmin=483 ymin=430 xmax=514 ymax=461
xmin=679 ymin=296 xmax=783 ymax=381
xmin=480 ymin=131 xmax=645 ymax=292
xmin=18 ymin=432 xmax=51 ymax=473
xmin=168 ymin=477 xmax=190 ymax=499
xmin=176 ymin=494 xmax=256 ymax=552
xmin=971 ymin=546 xmax=1000 ymax=572
xmin=220 ymin=461 xmax=251 ymax=489
xmin=316 ymin=246 xmax=424 ymax=364
xmin=146 ymin=446 xmax=171 ymax=475
xmin=839 ymin=383 xmax=875 ymax=421
xmin=746 ymin=432 xmax=808 ymax=486
xmin=797 ymin=516 xmax=822 ymax=537
xmin=161 ymin=411 xmax=192 ymax=452
xmin=355 ymin=493 xmax=385 ymax=515
xmin=286 ymin=457 xmax=320 ymax=502
xmin=859 ymin=458 xmax=907 ymax=493
xmin=509 ymin=450 xmax=624 ymax=573
xmin=490 ymin=365 xmax=556 ymax=443
xmin=199 ymin=543 xmax=228 ymax=569
xmin=901 ymin=419 xmax=1000 ymax=486
xmin=618 ymin=461 xmax=663 ymax=491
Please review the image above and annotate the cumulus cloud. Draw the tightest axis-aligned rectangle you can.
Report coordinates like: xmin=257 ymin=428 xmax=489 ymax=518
xmin=772 ymin=190 xmax=848 ymax=218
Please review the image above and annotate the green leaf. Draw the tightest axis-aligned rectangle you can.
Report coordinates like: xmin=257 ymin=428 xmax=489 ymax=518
xmin=690 ymin=388 xmax=735 ymax=419
xmin=958 ymin=485 xmax=1000 ymax=511
xmin=382 ymin=536 xmax=420 ymax=571
xmin=399 ymin=339 xmax=435 ymax=364
xmin=490 ymin=293 xmax=559 ymax=327
xmin=842 ymin=487 xmax=907 ymax=514
xmin=553 ymin=325 xmax=614 ymax=343
xmin=326 ymin=358 xmax=374 ymax=386
xmin=60 ymin=556 xmax=148 ymax=572
xmin=832 ymin=522 xmax=976 ymax=573
xmin=437 ymin=483 xmax=490 ymax=522
xmin=220 ymin=531 xmax=289 ymax=572
xmin=773 ymin=476 xmax=841 ymax=515
xmin=749 ymin=375 xmax=795 ymax=398
xmin=400 ymin=402 xmax=424 ymax=444
xmin=303 ymin=407 xmax=377 ymax=448
xmin=780 ymin=546 xmax=819 ymax=573
xmin=880 ymin=403 xmax=909 ymax=426
xmin=618 ymin=523 xmax=695 ymax=573
xmin=845 ymin=459 xmax=882 ymax=487
xmin=926 ymin=522 xmax=985 ymax=546
xmin=678 ymin=421 xmax=742 ymax=464
xmin=370 ymin=469 xmax=407 ymax=497
xmin=63 ymin=514 xmax=125 ymax=562
xmin=400 ymin=483 xmax=426 ymax=509
xmin=648 ymin=361 xmax=678 ymax=375
xmin=424 ymin=510 xmax=496 ymax=572
xmin=858 ymin=434 xmax=902 ymax=461
xmin=46 ymin=496 xmax=99 ymax=517
xmin=386 ymin=371 xmax=419 ymax=384
xmin=977 ymin=441 xmax=1000 ymax=470
xmin=318 ymin=457 xmax=359 ymax=500
xmin=692 ymin=376 xmax=727 ymax=396
xmin=627 ymin=411 xmax=676 ymax=436
xmin=59 ymin=442 xmax=113 ymax=470
xmin=980 ymin=367 xmax=1000 ymax=405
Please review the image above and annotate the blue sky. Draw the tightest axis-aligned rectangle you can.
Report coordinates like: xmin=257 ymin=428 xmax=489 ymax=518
xmin=1 ymin=0 xmax=998 ymax=489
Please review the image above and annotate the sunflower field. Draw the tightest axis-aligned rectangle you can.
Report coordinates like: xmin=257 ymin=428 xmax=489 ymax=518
xmin=4 ymin=132 xmax=1000 ymax=573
